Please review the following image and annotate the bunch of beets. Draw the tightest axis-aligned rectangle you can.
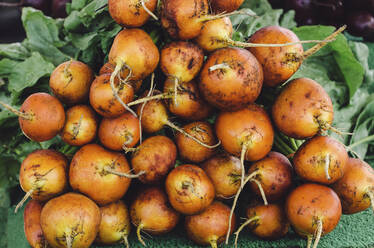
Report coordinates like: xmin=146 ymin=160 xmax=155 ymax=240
xmin=1 ymin=0 xmax=373 ymax=248
xmin=270 ymin=0 xmax=374 ymax=41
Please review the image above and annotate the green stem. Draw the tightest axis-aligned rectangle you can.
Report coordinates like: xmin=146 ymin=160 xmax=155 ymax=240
xmin=349 ymin=135 xmax=374 ymax=149
xmin=274 ymin=135 xmax=294 ymax=155
xmin=289 ymin=137 xmax=298 ymax=151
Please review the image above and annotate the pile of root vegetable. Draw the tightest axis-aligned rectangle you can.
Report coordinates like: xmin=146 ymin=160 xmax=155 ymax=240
xmin=1 ymin=0 xmax=374 ymax=248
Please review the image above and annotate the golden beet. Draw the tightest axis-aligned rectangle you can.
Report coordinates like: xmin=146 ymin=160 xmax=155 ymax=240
xmin=89 ymin=74 xmax=134 ymax=118
xmin=175 ymin=121 xmax=217 ymax=163
xmin=285 ymin=184 xmax=342 ymax=245
xmin=69 ymin=144 xmax=131 ymax=205
xmin=163 ymin=79 xmax=212 ymax=120
xmin=109 ymin=0 xmax=157 ymax=27
xmin=202 ymin=154 xmax=241 ymax=199
xmin=332 ymin=158 xmax=374 ymax=214
xmin=24 ymin=200 xmax=47 ymax=248
xmin=19 ymin=150 xmax=68 ymax=204
xmin=293 ymin=136 xmax=348 ymax=184
xmin=19 ymin=93 xmax=65 ymax=142
xmin=130 ymin=187 xmax=180 ymax=246
xmin=272 ymin=78 xmax=334 ymax=139
xmin=131 ymin=135 xmax=177 ymax=184
xmin=49 ymin=60 xmax=93 ymax=105
xmin=165 ymin=164 xmax=215 ymax=215
xmin=248 ymin=26 xmax=303 ymax=87
xmin=98 ymin=112 xmax=140 ymax=151
xmin=40 ymin=193 xmax=101 ymax=248
xmin=96 ymin=200 xmax=131 ymax=246
xmin=60 ymin=105 xmax=98 ymax=146
xmin=185 ymin=201 xmax=236 ymax=247
xmin=199 ymin=47 xmax=263 ymax=111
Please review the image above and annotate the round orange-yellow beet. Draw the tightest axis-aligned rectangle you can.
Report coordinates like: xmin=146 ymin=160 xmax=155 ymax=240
xmin=215 ymin=104 xmax=274 ymax=161
xmin=248 ymin=26 xmax=303 ymax=87
xmin=49 ymin=60 xmax=93 ymax=105
xmin=19 ymin=93 xmax=65 ymax=142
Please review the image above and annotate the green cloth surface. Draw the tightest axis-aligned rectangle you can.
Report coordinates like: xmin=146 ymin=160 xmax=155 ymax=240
xmin=6 ymin=204 xmax=374 ymax=248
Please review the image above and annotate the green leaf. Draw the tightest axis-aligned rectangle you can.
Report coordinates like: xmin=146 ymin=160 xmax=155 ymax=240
xmin=280 ymin=10 xmax=297 ymax=30
xmin=0 ymin=43 xmax=30 ymax=61
xmin=6 ymin=52 xmax=55 ymax=94
xmin=0 ymin=59 xmax=19 ymax=76
xmin=293 ymin=25 xmax=364 ymax=99
xmin=71 ymin=0 xmax=88 ymax=10
xmin=22 ymin=8 xmax=71 ymax=65
xmin=349 ymin=99 xmax=374 ymax=158
xmin=6 ymin=205 xmax=29 ymax=248
xmin=64 ymin=10 xmax=84 ymax=32
xmin=77 ymin=0 xmax=108 ymax=26
xmin=69 ymin=32 xmax=98 ymax=50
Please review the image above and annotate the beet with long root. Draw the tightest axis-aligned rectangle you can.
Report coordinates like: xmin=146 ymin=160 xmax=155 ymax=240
xmin=41 ymin=193 xmax=101 ymax=248
xmin=108 ymin=29 xmax=159 ymax=116
xmin=195 ymin=17 xmax=324 ymax=53
xmin=248 ymin=25 xmax=346 ymax=87
xmin=199 ymin=47 xmax=263 ymax=111
xmin=175 ymin=121 xmax=218 ymax=163
xmin=69 ymin=144 xmax=136 ymax=205
xmin=89 ymin=74 xmax=134 ymax=118
xmin=215 ymin=104 xmax=274 ymax=187
xmin=285 ymin=184 xmax=342 ymax=248
xmin=272 ymin=77 xmax=334 ymax=139
xmin=16 ymin=149 xmax=68 ymax=213
xmin=165 ymin=164 xmax=215 ymax=215
xmin=130 ymin=187 xmax=180 ymax=246
xmin=60 ymin=105 xmax=98 ymax=146
xmin=185 ymin=201 xmax=236 ymax=248
xmin=247 ymin=152 xmax=293 ymax=202
xmin=130 ymin=135 xmax=177 ymax=184
xmin=96 ymin=200 xmax=131 ymax=248
xmin=234 ymin=204 xmax=289 ymax=247
xmin=0 ymin=93 xmax=65 ymax=142
xmin=332 ymin=158 xmax=374 ymax=214
xmin=293 ymin=135 xmax=348 ymax=184
xmin=49 ymin=60 xmax=93 ymax=105
xmin=225 ymin=152 xmax=291 ymax=243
